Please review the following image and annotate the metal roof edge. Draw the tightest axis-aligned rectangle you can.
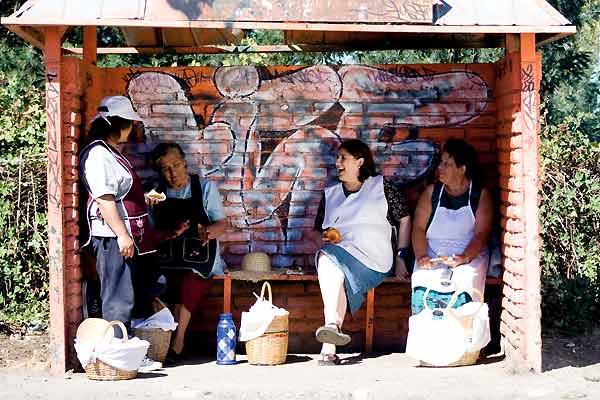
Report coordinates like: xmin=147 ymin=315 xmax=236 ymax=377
xmin=0 ymin=17 xmax=577 ymax=34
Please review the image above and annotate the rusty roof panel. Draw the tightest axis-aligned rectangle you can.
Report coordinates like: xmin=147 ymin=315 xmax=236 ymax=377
xmin=8 ymin=0 xmax=435 ymax=24
xmin=144 ymin=0 xmax=435 ymax=23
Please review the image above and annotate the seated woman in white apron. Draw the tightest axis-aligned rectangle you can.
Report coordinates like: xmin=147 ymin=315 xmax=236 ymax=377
xmin=411 ymin=139 xmax=494 ymax=314
xmin=311 ymin=139 xmax=411 ymax=365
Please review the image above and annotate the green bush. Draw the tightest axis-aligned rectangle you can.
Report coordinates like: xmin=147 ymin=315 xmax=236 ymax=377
xmin=540 ymin=113 xmax=600 ymax=333
xmin=0 ymin=37 xmax=48 ymax=329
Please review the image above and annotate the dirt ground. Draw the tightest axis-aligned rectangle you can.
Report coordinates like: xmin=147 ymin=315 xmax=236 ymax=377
xmin=1 ymin=327 xmax=599 ymax=399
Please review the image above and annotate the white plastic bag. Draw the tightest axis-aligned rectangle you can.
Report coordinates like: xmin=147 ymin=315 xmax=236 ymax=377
xmin=452 ymin=301 xmax=491 ymax=352
xmin=131 ymin=307 xmax=178 ymax=331
xmin=239 ymin=282 xmax=288 ymax=342
xmin=406 ymin=289 xmax=469 ymax=366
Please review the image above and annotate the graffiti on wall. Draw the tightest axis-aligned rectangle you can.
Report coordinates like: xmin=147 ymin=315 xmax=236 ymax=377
xmin=123 ymin=64 xmax=490 ymax=240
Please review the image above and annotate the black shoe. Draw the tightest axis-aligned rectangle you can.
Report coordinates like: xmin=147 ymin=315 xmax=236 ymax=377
xmin=164 ymin=349 xmax=183 ymax=366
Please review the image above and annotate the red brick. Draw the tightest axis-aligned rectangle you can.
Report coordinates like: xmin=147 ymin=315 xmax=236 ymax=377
xmin=503 ymin=281 xmax=526 ymax=302
xmin=502 ymin=243 xmax=526 ymax=260
xmin=502 ymin=231 xmax=526 ymax=247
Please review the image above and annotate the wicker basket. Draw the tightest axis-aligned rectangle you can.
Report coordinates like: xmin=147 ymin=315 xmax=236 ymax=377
xmin=132 ymin=327 xmax=172 ymax=363
xmin=84 ymin=321 xmax=138 ymax=380
xmin=245 ymin=282 xmax=289 ymax=365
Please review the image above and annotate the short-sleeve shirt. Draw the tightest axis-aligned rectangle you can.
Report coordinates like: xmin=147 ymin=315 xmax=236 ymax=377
xmin=164 ymin=178 xmax=227 ymax=275
xmin=79 ymin=144 xmax=133 ymax=237
xmin=314 ymin=177 xmax=409 ymax=232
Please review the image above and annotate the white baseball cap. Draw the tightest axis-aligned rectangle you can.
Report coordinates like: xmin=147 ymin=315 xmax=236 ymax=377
xmin=94 ymin=95 xmax=143 ymax=122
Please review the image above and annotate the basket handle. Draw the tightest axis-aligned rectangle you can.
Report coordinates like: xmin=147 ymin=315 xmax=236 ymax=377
xmin=101 ymin=320 xmax=129 ymax=344
xmin=259 ymin=281 xmax=273 ymax=303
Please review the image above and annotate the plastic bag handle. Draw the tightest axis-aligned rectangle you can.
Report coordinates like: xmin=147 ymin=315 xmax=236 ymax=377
xmin=447 ymin=288 xmax=485 ymax=320
xmin=259 ymin=281 xmax=273 ymax=303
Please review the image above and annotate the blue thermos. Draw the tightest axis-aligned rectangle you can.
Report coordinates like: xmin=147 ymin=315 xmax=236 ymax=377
xmin=216 ymin=313 xmax=237 ymax=365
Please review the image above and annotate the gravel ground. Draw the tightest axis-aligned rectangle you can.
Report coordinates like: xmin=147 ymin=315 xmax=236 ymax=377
xmin=1 ymin=330 xmax=599 ymax=400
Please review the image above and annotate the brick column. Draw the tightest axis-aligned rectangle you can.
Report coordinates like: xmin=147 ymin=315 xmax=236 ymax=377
xmin=495 ymin=33 xmax=542 ymax=372
xmin=62 ymin=57 xmax=84 ymax=369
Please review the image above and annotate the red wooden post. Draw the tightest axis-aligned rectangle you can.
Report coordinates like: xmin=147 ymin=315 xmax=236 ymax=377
xmin=44 ymin=26 xmax=67 ymax=373
xmin=365 ymin=288 xmax=375 ymax=352
xmin=83 ymin=26 xmax=97 ymax=66
xmin=223 ymin=275 xmax=232 ymax=313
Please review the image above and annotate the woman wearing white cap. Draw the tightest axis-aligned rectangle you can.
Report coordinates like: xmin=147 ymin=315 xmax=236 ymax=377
xmin=78 ymin=96 xmax=185 ymax=349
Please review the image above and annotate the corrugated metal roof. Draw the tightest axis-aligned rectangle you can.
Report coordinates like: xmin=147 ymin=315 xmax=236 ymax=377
xmin=1 ymin=0 xmax=575 ymax=52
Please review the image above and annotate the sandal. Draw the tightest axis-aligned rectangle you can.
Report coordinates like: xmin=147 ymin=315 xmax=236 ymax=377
xmin=318 ymin=353 xmax=341 ymax=366
xmin=315 ymin=323 xmax=351 ymax=346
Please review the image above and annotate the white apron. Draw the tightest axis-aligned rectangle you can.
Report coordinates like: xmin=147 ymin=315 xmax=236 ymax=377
xmin=321 ymin=175 xmax=393 ymax=273
xmin=411 ymin=182 xmax=488 ymax=295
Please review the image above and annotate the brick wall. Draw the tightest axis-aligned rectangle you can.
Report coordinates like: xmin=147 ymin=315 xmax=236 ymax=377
xmin=184 ymin=280 xmax=412 ymax=355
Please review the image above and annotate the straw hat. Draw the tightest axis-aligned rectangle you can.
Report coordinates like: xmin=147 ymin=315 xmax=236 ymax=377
xmin=241 ymin=252 xmax=271 ymax=273
xmin=76 ymin=318 xmax=114 ymax=345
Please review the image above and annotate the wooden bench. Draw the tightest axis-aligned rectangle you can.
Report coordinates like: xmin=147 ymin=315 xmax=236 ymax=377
xmin=214 ymin=271 xmax=502 ymax=352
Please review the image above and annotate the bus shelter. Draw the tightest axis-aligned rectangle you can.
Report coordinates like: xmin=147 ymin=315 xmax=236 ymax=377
xmin=1 ymin=0 xmax=574 ymax=373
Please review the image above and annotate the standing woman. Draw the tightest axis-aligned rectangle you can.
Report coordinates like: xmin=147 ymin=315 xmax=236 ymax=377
xmin=79 ymin=96 xmax=164 ymax=336
xmin=411 ymin=139 xmax=493 ymax=310
xmin=312 ymin=139 xmax=411 ymax=365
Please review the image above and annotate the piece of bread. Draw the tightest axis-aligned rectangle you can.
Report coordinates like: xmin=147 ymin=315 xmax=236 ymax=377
xmin=146 ymin=189 xmax=166 ymax=201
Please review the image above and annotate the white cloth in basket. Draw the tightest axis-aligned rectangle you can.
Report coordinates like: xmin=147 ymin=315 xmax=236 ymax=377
xmin=131 ymin=307 xmax=178 ymax=331
xmin=239 ymin=297 xmax=288 ymax=342
xmin=75 ymin=337 xmax=150 ymax=371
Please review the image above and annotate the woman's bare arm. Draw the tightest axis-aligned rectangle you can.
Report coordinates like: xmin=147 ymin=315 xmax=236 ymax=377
xmin=462 ymin=187 xmax=494 ymax=262
xmin=96 ymin=194 xmax=134 ymax=258
xmin=412 ymin=185 xmax=433 ymax=269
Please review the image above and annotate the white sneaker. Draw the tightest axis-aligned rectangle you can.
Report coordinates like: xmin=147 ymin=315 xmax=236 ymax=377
xmin=138 ymin=357 xmax=162 ymax=372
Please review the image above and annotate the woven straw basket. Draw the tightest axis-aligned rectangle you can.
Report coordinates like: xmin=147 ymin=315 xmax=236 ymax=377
xmin=84 ymin=321 xmax=138 ymax=380
xmin=246 ymin=282 xmax=288 ymax=365
xmin=420 ymin=288 xmax=484 ymax=368
xmin=132 ymin=327 xmax=172 ymax=363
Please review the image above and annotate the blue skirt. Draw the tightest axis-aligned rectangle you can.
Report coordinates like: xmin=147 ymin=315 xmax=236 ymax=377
xmin=319 ymin=244 xmax=389 ymax=315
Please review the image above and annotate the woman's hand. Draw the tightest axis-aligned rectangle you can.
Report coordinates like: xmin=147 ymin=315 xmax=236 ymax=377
xmin=416 ymin=255 xmax=433 ymax=270
xmin=117 ymin=234 xmax=135 ymax=258
xmin=171 ymin=220 xmax=190 ymax=240
xmin=198 ymin=219 xmax=228 ymax=244
xmin=394 ymin=256 xmax=410 ymax=281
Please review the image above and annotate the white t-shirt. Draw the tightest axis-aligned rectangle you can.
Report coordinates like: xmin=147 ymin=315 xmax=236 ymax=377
xmin=79 ymin=144 xmax=133 ymax=237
